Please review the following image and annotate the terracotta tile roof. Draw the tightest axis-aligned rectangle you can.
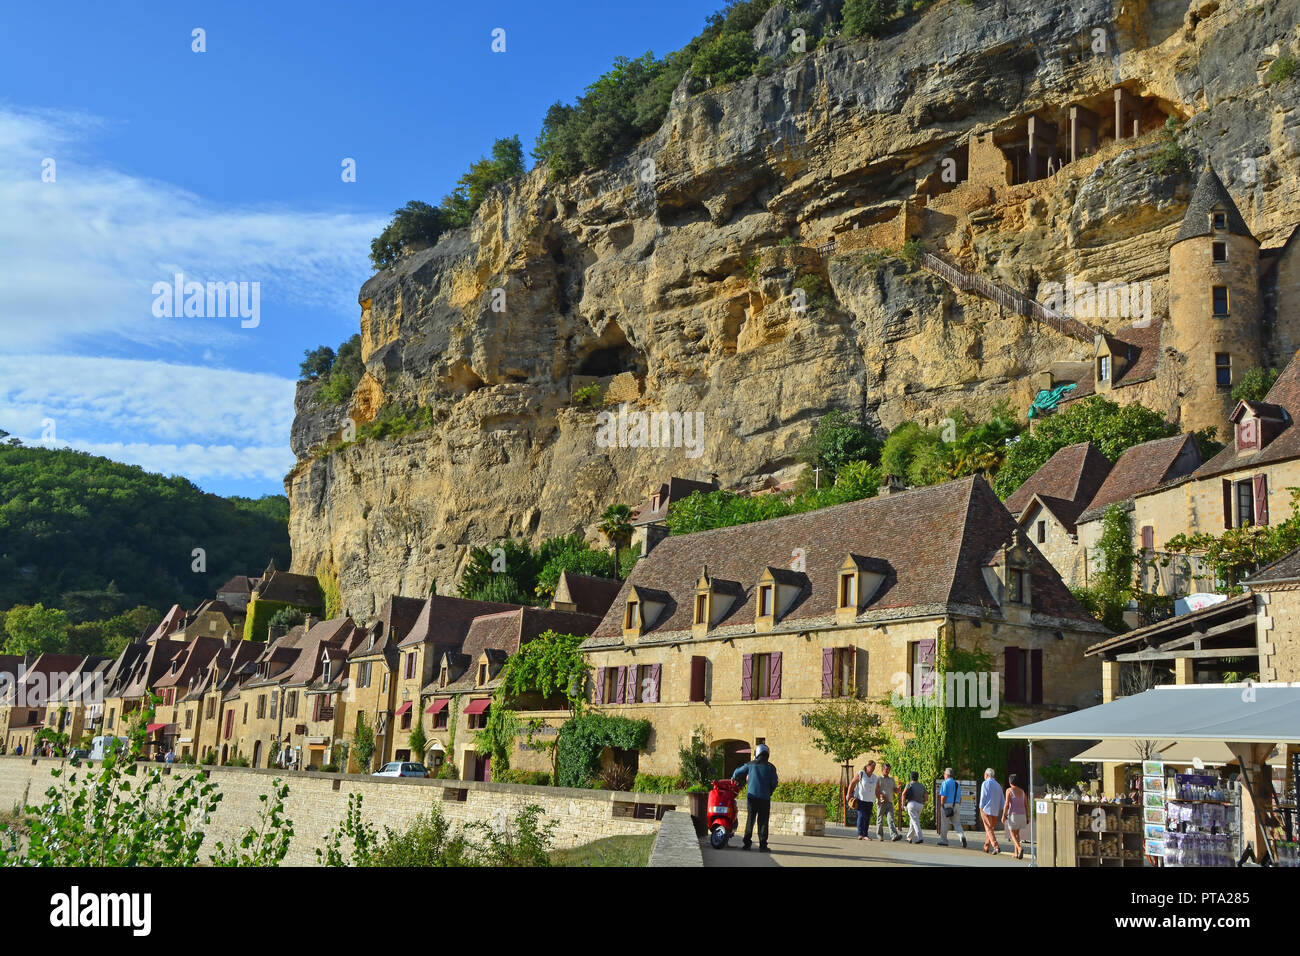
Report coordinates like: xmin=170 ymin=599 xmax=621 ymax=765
xmin=1194 ymin=351 xmax=1300 ymax=479
xmin=1061 ymin=320 xmax=1163 ymax=401
xmin=120 ymin=640 xmax=188 ymax=700
xmin=146 ymin=605 xmax=187 ymax=643
xmin=396 ymin=595 xmax=522 ymax=650
xmin=49 ymin=656 xmax=112 ymax=702
xmin=349 ymin=595 xmax=427 ymax=666
xmin=552 ymin=571 xmax=622 ymax=617
xmin=7 ymin=653 xmax=89 ymax=706
xmin=0 ymin=656 xmax=23 ymax=681
xmin=1244 ymin=545 xmax=1300 ymax=587
xmin=153 ymin=637 xmax=225 ymax=690
xmin=254 ymin=570 xmax=324 ymax=608
xmin=217 ymin=575 xmax=256 ymax=595
xmin=1173 ymin=165 xmax=1254 ymax=244
xmin=101 ymin=643 xmax=149 ymax=697
xmin=1078 ymin=434 xmax=1202 ymax=522
xmin=1003 ymin=441 xmax=1112 ymax=519
xmin=584 ymin=476 xmax=1101 ymax=647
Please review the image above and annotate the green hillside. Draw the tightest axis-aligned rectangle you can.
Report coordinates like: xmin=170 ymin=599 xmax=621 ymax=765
xmin=0 ymin=444 xmax=291 ymax=628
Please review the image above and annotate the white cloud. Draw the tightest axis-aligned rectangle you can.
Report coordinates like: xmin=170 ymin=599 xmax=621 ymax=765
xmin=1 ymin=356 xmax=297 ymax=483
xmin=0 ymin=105 xmax=383 ymax=354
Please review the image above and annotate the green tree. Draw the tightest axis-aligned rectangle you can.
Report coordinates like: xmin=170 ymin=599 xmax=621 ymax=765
xmin=598 ymin=504 xmax=634 ymax=578
xmin=802 ymin=696 xmax=888 ymax=768
xmin=268 ymin=606 xmax=305 ymax=633
xmin=534 ymin=535 xmax=617 ymax=600
xmin=1074 ymin=504 xmax=1137 ymax=631
xmin=352 ymin=719 xmax=376 ymax=773
xmin=1232 ymin=367 xmax=1281 ymax=404
xmin=994 ymin=397 xmax=1175 ymax=498
xmin=298 ymin=345 xmax=335 ymax=380
xmin=798 ymin=409 xmax=881 ymax=486
xmin=370 ymin=200 xmax=445 ymax=270
xmin=441 ymin=136 xmax=526 ymax=228
xmin=313 ymin=333 xmax=364 ymax=406
xmin=408 ymin=722 xmax=428 ymax=764
xmin=3 ymin=604 xmax=69 ymax=655
xmin=841 ymin=0 xmax=896 ymax=38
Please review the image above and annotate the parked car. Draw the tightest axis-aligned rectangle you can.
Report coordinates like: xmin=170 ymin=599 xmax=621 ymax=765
xmin=373 ymin=761 xmax=430 ymax=778
xmin=88 ymin=736 xmax=130 ymax=761
xmin=68 ymin=748 xmax=90 ymax=760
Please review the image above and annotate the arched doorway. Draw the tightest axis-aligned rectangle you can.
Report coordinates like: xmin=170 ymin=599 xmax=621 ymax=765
xmin=252 ymin=740 xmax=262 ymax=769
xmin=714 ymin=739 xmax=751 ymax=777
xmin=220 ymin=744 xmax=228 ymax=764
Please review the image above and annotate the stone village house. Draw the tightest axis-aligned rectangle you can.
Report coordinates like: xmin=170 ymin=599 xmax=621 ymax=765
xmin=581 ymin=475 xmax=1110 ymax=780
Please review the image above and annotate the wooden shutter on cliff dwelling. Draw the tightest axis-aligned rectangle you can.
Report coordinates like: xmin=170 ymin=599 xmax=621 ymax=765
xmin=1030 ymin=649 xmax=1043 ymax=705
xmin=1255 ymin=474 xmax=1269 ymax=525
xmin=689 ymin=657 xmax=706 ymax=701
xmin=769 ymin=652 xmax=782 ymax=699
xmin=741 ymin=654 xmax=754 ymax=700
xmin=593 ymin=667 xmax=606 ymax=705
xmin=822 ymin=648 xmax=835 ymax=698
xmin=648 ymin=663 xmax=661 ymax=703
xmin=1222 ymin=479 xmax=1233 ymax=529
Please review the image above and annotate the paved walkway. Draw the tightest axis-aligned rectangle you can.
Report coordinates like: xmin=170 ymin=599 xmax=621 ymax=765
xmin=702 ymin=825 xmax=1034 ymax=867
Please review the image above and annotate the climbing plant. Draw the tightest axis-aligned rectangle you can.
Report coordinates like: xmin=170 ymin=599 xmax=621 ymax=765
xmin=555 ymin=714 xmax=652 ymax=788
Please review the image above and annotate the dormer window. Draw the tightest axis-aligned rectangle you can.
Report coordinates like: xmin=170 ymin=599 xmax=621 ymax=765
xmin=758 ymin=586 xmax=774 ymax=617
xmin=694 ymin=593 xmax=707 ymax=625
xmin=439 ymin=665 xmax=448 ymax=688
xmin=1212 ymin=211 xmax=1227 ymax=231
xmin=1007 ymin=568 xmax=1026 ymax=604
xmin=477 ymin=663 xmax=487 ymax=686
xmin=838 ymin=573 xmax=857 ymax=610
xmin=651 ymin=493 xmax=661 ymax=511
xmin=625 ymin=600 xmax=641 ymax=629
xmin=1097 ymin=354 xmax=1111 ymax=382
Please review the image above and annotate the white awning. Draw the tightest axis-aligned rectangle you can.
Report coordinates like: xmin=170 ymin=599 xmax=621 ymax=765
xmin=1069 ymin=738 xmax=1287 ymax=767
xmin=999 ymin=683 xmax=1300 ymax=744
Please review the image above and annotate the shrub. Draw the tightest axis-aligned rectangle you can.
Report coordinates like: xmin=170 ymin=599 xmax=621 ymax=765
xmin=771 ymin=780 xmax=843 ymax=824
xmin=1232 ymin=366 xmax=1280 ymax=403
xmin=1266 ymin=54 xmax=1297 ymax=85
xmin=369 ymin=803 xmax=472 ymax=867
xmin=841 ymin=0 xmax=896 ymax=38
xmin=226 ymin=754 xmax=250 ymax=768
xmin=1149 ymin=116 xmax=1191 ymax=178
xmin=793 ymin=273 xmax=833 ymax=309
xmin=899 ymin=238 xmax=924 ymax=268
xmin=556 ymin=714 xmax=652 ymax=788
xmin=573 ymin=382 xmax=604 ymax=407
xmin=309 ymin=333 xmax=364 ymax=405
xmin=494 ymin=769 xmax=553 ymax=787
xmin=370 ymin=200 xmax=445 ymax=270
xmin=633 ymin=773 xmax=688 ymax=794
xmin=678 ymin=728 xmax=719 ymax=790
xmin=200 ymin=750 xmax=217 ymax=766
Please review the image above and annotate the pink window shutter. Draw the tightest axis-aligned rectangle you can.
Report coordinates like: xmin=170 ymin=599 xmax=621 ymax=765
xmin=769 ymin=652 xmax=782 ymax=699
xmin=1255 ymin=474 xmax=1269 ymax=525
xmin=649 ymin=663 xmax=661 ymax=703
xmin=741 ymin=654 xmax=753 ymax=701
xmin=821 ymin=648 xmax=834 ymax=697
xmin=593 ymin=667 xmax=606 ymax=705
xmin=616 ymin=666 xmax=627 ymax=704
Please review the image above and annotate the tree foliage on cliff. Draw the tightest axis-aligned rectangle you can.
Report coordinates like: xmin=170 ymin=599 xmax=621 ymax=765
xmin=458 ymin=534 xmax=619 ymax=605
xmin=0 ymin=444 xmax=290 ymax=625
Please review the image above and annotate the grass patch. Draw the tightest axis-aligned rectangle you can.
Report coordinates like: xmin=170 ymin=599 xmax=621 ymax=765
xmin=549 ymin=833 xmax=655 ymax=867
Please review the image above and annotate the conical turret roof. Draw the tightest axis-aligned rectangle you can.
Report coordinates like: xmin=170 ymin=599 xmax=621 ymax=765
xmin=1173 ymin=164 xmax=1254 ymax=244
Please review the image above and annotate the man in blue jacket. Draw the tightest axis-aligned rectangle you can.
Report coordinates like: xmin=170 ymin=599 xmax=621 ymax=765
xmin=732 ymin=743 xmax=779 ymax=852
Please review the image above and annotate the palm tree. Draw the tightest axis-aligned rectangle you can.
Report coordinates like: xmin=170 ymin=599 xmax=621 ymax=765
xmin=599 ymin=504 xmax=634 ymax=578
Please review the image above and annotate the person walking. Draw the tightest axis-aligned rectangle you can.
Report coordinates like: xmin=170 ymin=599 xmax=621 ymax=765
xmin=876 ymin=762 xmax=902 ymax=841
xmin=979 ymin=768 xmax=1004 ymax=854
xmin=937 ymin=767 xmax=967 ymax=848
xmin=1002 ymin=773 xmax=1028 ymax=859
xmin=852 ymin=760 xmax=880 ymax=840
xmin=732 ymin=743 xmax=779 ymax=852
xmin=902 ymin=771 xmax=927 ymax=844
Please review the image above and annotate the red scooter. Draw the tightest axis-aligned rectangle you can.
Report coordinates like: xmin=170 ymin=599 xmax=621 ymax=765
xmin=707 ymin=778 xmax=740 ymax=848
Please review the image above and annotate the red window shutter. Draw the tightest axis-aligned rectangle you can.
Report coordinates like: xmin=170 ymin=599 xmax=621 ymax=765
xmin=649 ymin=663 xmax=661 ymax=703
xmin=741 ymin=654 xmax=754 ymax=701
xmin=615 ymin=666 xmax=627 ymax=704
xmin=689 ymin=657 xmax=705 ymax=702
xmin=918 ymin=638 xmax=936 ymax=695
xmin=822 ymin=648 xmax=834 ymax=698
xmin=593 ymin=667 xmax=606 ymax=705
xmin=1222 ymin=479 xmax=1233 ymax=529
xmin=769 ymin=652 xmax=782 ymax=699
xmin=1005 ymin=648 xmax=1023 ymax=704
xmin=1141 ymin=526 xmax=1154 ymax=550
xmin=1030 ymin=649 xmax=1043 ymax=704
xmin=1255 ymin=474 xmax=1269 ymax=525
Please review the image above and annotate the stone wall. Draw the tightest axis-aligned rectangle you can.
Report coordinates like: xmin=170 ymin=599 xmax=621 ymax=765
xmin=0 ymin=758 xmax=826 ymax=865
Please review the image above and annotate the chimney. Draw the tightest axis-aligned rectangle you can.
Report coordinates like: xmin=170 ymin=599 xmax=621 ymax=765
xmin=303 ymin=614 xmax=315 ymax=631
xmin=879 ymin=474 xmax=907 ymax=496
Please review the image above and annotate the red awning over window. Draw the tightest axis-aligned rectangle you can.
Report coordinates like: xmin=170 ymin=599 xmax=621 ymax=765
xmin=394 ymin=702 xmax=412 ymax=717
xmin=146 ymin=723 xmax=167 ymax=732
xmin=463 ymin=698 xmax=491 ymax=715
xmin=425 ymin=698 xmax=449 ymax=715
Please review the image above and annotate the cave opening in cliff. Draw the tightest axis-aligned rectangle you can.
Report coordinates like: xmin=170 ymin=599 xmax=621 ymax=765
xmin=575 ymin=320 xmax=646 ymax=377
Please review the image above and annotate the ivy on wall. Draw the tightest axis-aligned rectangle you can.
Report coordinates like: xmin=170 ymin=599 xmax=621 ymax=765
xmin=555 ymin=714 xmax=652 ymax=789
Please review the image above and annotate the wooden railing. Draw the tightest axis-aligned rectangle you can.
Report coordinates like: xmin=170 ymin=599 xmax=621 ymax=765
xmin=920 ymin=252 xmax=1098 ymax=344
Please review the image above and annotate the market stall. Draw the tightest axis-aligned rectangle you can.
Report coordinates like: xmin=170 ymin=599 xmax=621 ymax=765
xmin=999 ymin=683 xmax=1300 ymax=867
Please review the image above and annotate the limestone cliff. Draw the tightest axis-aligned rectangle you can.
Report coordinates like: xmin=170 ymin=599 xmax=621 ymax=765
xmin=288 ymin=0 xmax=1300 ymax=618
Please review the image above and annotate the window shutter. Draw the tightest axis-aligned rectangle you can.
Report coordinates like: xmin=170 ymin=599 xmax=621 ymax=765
xmin=593 ymin=667 xmax=606 ymax=705
xmin=1255 ymin=474 xmax=1269 ymax=525
xmin=615 ymin=666 xmax=627 ymax=704
xmin=689 ymin=656 xmax=705 ymax=702
xmin=822 ymin=648 xmax=834 ymax=698
xmin=1005 ymin=648 xmax=1023 ymax=704
xmin=1030 ymin=649 xmax=1043 ymax=705
xmin=649 ymin=663 xmax=661 ymax=703
xmin=1141 ymin=525 xmax=1154 ymax=550
xmin=769 ymin=652 xmax=782 ymax=699
xmin=741 ymin=654 xmax=754 ymax=701
xmin=918 ymin=638 xmax=936 ymax=695
xmin=1222 ymin=479 xmax=1233 ymax=529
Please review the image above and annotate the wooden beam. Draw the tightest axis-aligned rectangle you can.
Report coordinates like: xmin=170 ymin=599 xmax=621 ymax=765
xmin=1114 ymin=647 xmax=1259 ymax=662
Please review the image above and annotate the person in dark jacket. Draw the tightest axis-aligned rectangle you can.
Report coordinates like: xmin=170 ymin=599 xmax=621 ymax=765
xmin=732 ymin=743 xmax=779 ymax=851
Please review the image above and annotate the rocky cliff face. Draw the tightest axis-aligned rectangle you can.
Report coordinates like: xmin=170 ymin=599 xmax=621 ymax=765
xmin=288 ymin=0 xmax=1300 ymax=618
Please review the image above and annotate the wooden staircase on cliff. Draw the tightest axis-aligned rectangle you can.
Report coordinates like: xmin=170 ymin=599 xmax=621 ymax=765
xmin=920 ymin=252 xmax=1098 ymax=344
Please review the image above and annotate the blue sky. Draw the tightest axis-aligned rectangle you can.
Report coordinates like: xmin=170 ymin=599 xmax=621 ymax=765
xmin=0 ymin=0 xmax=716 ymax=497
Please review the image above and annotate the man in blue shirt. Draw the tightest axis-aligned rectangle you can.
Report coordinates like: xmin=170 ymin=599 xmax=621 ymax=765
xmin=978 ymin=768 xmax=1004 ymax=855
xmin=732 ymin=743 xmax=779 ymax=852
xmin=937 ymin=767 xmax=967 ymax=848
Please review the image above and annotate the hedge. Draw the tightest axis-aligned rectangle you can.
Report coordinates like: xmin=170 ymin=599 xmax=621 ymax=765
xmin=555 ymin=715 xmax=652 ymax=788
